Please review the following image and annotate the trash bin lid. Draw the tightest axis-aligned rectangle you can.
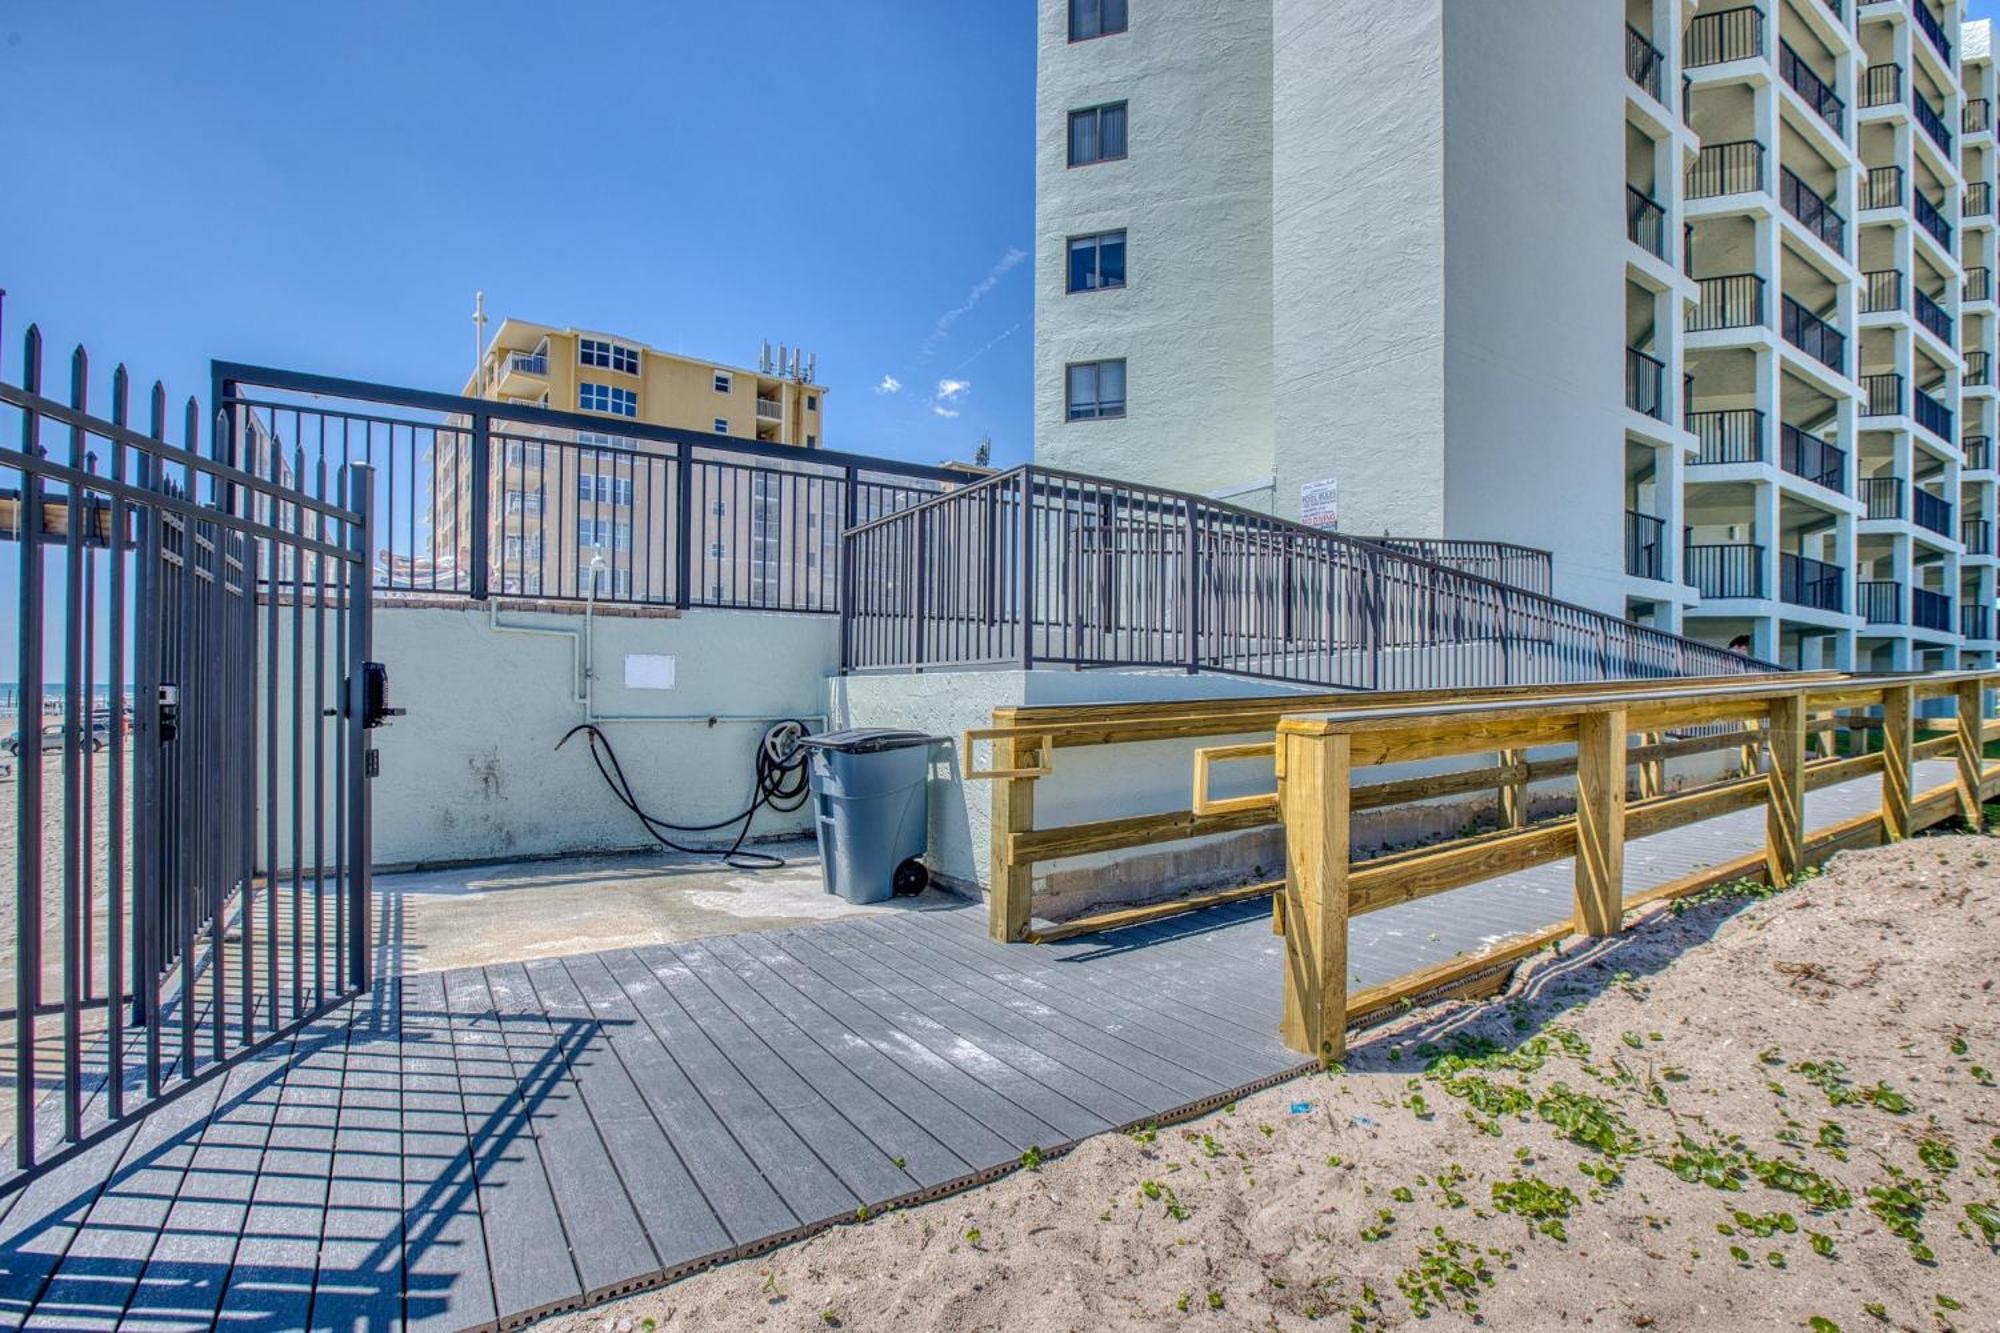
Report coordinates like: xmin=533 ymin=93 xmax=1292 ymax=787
xmin=797 ymin=727 xmax=943 ymax=754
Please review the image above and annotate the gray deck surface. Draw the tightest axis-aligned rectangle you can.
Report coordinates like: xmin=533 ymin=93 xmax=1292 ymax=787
xmin=0 ymin=760 xmax=1953 ymax=1331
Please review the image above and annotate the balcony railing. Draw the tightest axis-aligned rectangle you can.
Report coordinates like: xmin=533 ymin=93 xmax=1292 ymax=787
xmin=1964 ymin=602 xmax=1994 ymax=641
xmin=1861 ymin=62 xmax=1902 ymax=109
xmin=1627 ymin=346 xmax=1666 ymax=419
xmin=755 ymin=396 xmax=783 ymax=420
xmin=1627 ymin=185 xmax=1667 ymax=258
xmin=1913 ymin=487 xmax=1953 ymax=537
xmin=1914 ymin=190 xmax=1953 ymax=249
xmin=1779 ymin=40 xmax=1845 ymax=134
xmin=1859 ymin=579 xmax=1903 ymax=624
xmin=1911 ymin=586 xmax=1951 ymax=633
xmin=1686 ymin=542 xmax=1765 ymax=598
xmin=1687 ymin=139 xmax=1766 ymax=199
xmin=1913 ymin=88 xmax=1952 ymax=155
xmin=1914 ymin=287 xmax=1952 ymax=343
xmin=1780 ymin=552 xmax=1845 ymax=611
xmin=1689 ymin=407 xmax=1768 ymax=463
xmin=1913 ymin=1 xmax=1951 ymax=66
xmin=1969 ymin=266 xmax=1993 ymax=303
xmin=1862 ymin=371 xmax=1904 ymax=415
xmin=1689 ymin=273 xmax=1767 ymax=331
xmin=1781 ymin=422 xmax=1846 ymax=490
xmin=1684 ymin=6 xmax=1764 ymax=67
xmin=499 ymin=351 xmax=549 ymax=379
xmin=1861 ymin=267 xmax=1904 ymax=313
xmin=1914 ymin=385 xmax=1953 ymax=441
xmin=1968 ymin=435 xmax=1994 ymax=470
xmin=1862 ymin=475 xmax=1905 ymax=519
xmin=1969 ymin=98 xmax=1994 ymax=135
xmin=1969 ymin=350 xmax=1992 ymax=387
xmin=1781 ymin=294 xmax=1846 ymax=373
xmin=1780 ymin=167 xmax=1845 ymax=253
xmin=1626 ymin=510 xmax=1667 ymax=580
xmin=1965 ymin=517 xmax=1994 ymax=555
xmin=1861 ymin=164 xmax=1904 ymax=210
xmin=1627 ymin=24 xmax=1666 ymax=103
xmin=1970 ymin=182 xmax=1994 ymax=217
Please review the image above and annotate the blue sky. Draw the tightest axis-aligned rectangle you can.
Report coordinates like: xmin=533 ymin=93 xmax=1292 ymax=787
xmin=0 ymin=1 xmax=1035 ymax=468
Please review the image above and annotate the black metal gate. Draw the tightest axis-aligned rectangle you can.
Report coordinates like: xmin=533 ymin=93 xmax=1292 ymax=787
xmin=2 ymin=309 xmax=375 ymax=1189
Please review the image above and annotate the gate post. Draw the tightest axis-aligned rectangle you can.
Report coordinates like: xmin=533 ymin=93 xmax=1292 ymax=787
xmin=1574 ymin=708 xmax=1627 ymax=936
xmin=345 ymin=463 xmax=375 ymax=992
xmin=1278 ymin=723 xmax=1351 ymax=1067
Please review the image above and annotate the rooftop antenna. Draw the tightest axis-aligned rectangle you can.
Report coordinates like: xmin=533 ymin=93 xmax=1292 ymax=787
xmin=472 ymin=291 xmax=488 ymax=395
xmin=974 ymin=435 xmax=992 ymax=469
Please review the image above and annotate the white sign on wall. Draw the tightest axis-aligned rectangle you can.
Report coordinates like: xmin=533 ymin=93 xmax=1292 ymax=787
xmin=1299 ymin=477 xmax=1339 ymax=530
xmin=623 ymin=654 xmax=678 ymax=690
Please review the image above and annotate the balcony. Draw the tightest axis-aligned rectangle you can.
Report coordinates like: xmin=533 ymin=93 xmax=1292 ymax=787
xmin=1911 ymin=586 xmax=1951 ymax=633
xmin=1914 ymin=385 xmax=1953 ymax=441
xmin=1966 ymin=517 xmax=1994 ymax=555
xmin=755 ymin=396 xmax=783 ymax=421
xmin=1861 ymin=62 xmax=1902 ymax=109
xmin=1965 ymin=602 xmax=1994 ymax=640
xmin=1860 ymin=164 xmax=1904 ymax=210
xmin=1687 ymin=140 xmax=1766 ymax=199
xmin=1627 ymin=24 xmax=1666 ymax=103
xmin=1781 ymin=422 xmax=1846 ymax=490
xmin=1626 ymin=510 xmax=1667 ymax=580
xmin=1859 ymin=579 xmax=1902 ymax=624
xmin=1913 ymin=88 xmax=1952 ymax=155
xmin=1627 ymin=185 xmax=1667 ymax=258
xmin=1913 ymin=487 xmax=1953 ymax=537
xmin=1914 ymin=190 xmax=1953 ymax=249
xmin=1913 ymin=1 xmax=1951 ymax=67
xmin=1781 ymin=295 xmax=1846 ymax=374
xmin=1971 ymin=182 xmax=1994 ymax=217
xmin=1686 ymin=542 xmax=1765 ymax=598
xmin=1779 ymin=40 xmax=1845 ymax=135
xmin=1970 ymin=98 xmax=1995 ymax=135
xmin=1862 ymin=475 xmax=1905 ymax=519
xmin=1689 ymin=407 xmax=1768 ymax=463
xmin=1862 ymin=371 xmax=1904 ymax=416
xmin=1684 ymin=6 xmax=1763 ymax=68
xmin=1969 ymin=266 xmax=1992 ymax=303
xmin=1627 ymin=347 xmax=1666 ymax=419
xmin=1780 ymin=168 xmax=1845 ymax=254
xmin=1689 ymin=273 xmax=1766 ymax=331
xmin=1914 ymin=287 xmax=1952 ymax=344
xmin=1780 ymin=552 xmax=1845 ymax=611
xmin=494 ymin=350 xmax=549 ymax=394
xmin=1861 ymin=267 xmax=1904 ymax=313
xmin=1970 ymin=350 xmax=1991 ymax=387
xmin=1967 ymin=434 xmax=1993 ymax=470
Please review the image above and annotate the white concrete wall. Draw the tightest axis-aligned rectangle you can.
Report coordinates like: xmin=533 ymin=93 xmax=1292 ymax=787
xmin=1032 ymin=0 xmax=1275 ymax=496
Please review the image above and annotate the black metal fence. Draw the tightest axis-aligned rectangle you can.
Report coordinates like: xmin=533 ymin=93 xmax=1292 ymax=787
xmin=1359 ymin=537 xmax=1552 ymax=597
xmin=1689 ymin=408 xmax=1767 ymax=464
xmin=3 ymin=319 xmax=373 ymax=1187
xmin=214 ymin=364 xmax=971 ymax=613
xmin=841 ymin=466 xmax=1775 ymax=690
xmin=1685 ymin=542 xmax=1764 ymax=599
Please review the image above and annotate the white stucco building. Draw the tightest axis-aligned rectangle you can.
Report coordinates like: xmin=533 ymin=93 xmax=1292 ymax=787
xmin=1034 ymin=0 xmax=1998 ymax=671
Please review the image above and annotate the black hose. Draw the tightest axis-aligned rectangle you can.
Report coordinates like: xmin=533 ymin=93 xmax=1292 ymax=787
xmin=555 ymin=719 xmax=813 ymax=870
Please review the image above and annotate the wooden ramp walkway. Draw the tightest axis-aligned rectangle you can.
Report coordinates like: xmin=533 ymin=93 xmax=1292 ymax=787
xmin=0 ymin=759 xmax=1959 ymax=1332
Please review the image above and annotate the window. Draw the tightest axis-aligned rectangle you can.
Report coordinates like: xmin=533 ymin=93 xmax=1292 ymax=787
xmin=577 ymin=518 xmax=632 ymax=551
xmin=577 ymin=430 xmax=639 ymax=450
xmin=713 ymin=371 xmax=732 ymax=393
xmin=586 ymin=567 xmax=633 ymax=598
xmin=1068 ymin=102 xmax=1127 ymax=167
xmin=806 ymin=433 xmax=817 ymax=447
xmin=504 ymin=490 xmax=544 ymax=516
xmin=502 ymin=535 xmax=543 ymax=562
xmin=806 ymin=394 xmax=817 ymax=411
xmin=1067 ymin=230 xmax=1127 ymax=293
xmin=504 ymin=440 xmax=545 ymax=466
xmin=579 ymin=338 xmax=639 ymax=374
xmin=714 ymin=416 xmax=730 ymax=434
xmin=750 ymin=473 xmax=781 ymax=602
xmin=1065 ymin=358 xmax=1127 ymax=420
xmin=1069 ymin=0 xmax=1127 ymax=41
xmin=577 ymin=472 xmax=635 ymax=506
xmin=579 ymin=382 xmax=637 ymax=417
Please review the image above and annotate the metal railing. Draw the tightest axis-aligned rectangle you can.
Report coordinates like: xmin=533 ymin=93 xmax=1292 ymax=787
xmin=1966 ymin=516 xmax=1995 ymax=555
xmin=1861 ymin=267 xmax=1904 ymax=313
xmin=838 ymin=466 xmax=1775 ymax=688
xmin=1690 ymin=273 xmax=1766 ymax=330
xmin=1361 ymin=538 xmax=1553 ymax=596
xmin=1861 ymin=164 xmax=1904 ymax=210
xmin=1970 ymin=181 xmax=1994 ymax=216
xmin=755 ymin=396 xmax=782 ymax=421
xmin=1779 ymin=40 xmax=1844 ymax=134
xmin=1912 ymin=586 xmax=1952 ymax=633
xmin=1781 ymin=294 xmax=1846 ymax=373
xmin=1861 ymin=62 xmax=1902 ymax=109
xmin=1913 ymin=88 xmax=1953 ymax=154
xmin=1964 ymin=602 xmax=1993 ymax=640
xmin=1969 ymin=98 xmax=1994 ymax=135
xmin=1914 ymin=286 xmax=1953 ymax=343
xmin=1913 ymin=0 xmax=1951 ymax=65
xmin=1969 ymin=350 xmax=1991 ymax=387
xmin=1626 ymin=347 xmax=1666 ymax=418
xmin=498 ymin=350 xmax=548 ymax=379
xmin=1684 ymin=6 xmax=1764 ymax=67
xmin=1780 ymin=552 xmax=1845 ymax=611
xmin=1862 ymin=371 xmax=1904 ymax=416
xmin=214 ymin=363 xmax=972 ymax=613
xmin=1627 ymin=185 xmax=1667 ymax=258
xmin=1862 ymin=474 xmax=1906 ymax=519
xmin=1967 ymin=434 xmax=1993 ymax=470
xmin=1687 ymin=139 xmax=1766 ymax=198
xmin=1780 ymin=167 xmax=1845 ymax=253
xmin=1685 ymin=542 xmax=1765 ymax=598
xmin=1627 ymin=24 xmax=1665 ymax=103
xmin=1859 ymin=579 xmax=1902 ymax=624
xmin=1914 ymin=384 xmax=1953 ymax=441
xmin=1625 ymin=510 xmax=1666 ymax=580
xmin=1969 ymin=266 xmax=1992 ymax=303
xmin=1914 ymin=189 xmax=1952 ymax=249
xmin=1781 ymin=422 xmax=1846 ymax=490
xmin=1689 ymin=407 xmax=1767 ymax=463
xmin=1913 ymin=487 xmax=1953 ymax=537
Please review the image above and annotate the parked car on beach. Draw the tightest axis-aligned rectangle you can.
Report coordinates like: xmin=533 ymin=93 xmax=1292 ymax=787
xmin=1 ymin=720 xmax=110 ymax=756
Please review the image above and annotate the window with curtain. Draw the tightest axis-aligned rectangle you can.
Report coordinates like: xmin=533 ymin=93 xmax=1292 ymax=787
xmin=1067 ymin=230 xmax=1127 ymax=292
xmin=1068 ymin=102 xmax=1128 ymax=167
xmin=1066 ymin=359 xmax=1127 ymax=420
xmin=1069 ymin=0 xmax=1128 ymax=41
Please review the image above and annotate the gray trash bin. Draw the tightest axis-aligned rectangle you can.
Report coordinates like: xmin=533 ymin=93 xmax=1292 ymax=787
xmin=798 ymin=728 xmax=941 ymax=904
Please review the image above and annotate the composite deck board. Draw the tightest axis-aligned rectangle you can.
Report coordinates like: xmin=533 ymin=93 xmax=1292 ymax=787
xmin=0 ymin=762 xmax=1970 ymax=1330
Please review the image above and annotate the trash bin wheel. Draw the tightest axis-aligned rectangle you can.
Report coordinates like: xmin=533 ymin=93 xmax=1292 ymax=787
xmin=892 ymin=857 xmax=928 ymax=897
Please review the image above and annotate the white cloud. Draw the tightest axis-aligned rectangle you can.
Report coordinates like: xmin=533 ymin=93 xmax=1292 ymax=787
xmin=874 ymin=374 xmax=902 ymax=395
xmin=935 ymin=378 xmax=970 ymax=402
xmin=931 ymin=405 xmax=961 ymax=419
xmin=922 ymin=247 xmax=1028 ymax=356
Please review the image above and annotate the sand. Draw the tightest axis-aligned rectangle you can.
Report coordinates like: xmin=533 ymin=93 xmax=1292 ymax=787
xmin=549 ymin=832 xmax=2000 ymax=1333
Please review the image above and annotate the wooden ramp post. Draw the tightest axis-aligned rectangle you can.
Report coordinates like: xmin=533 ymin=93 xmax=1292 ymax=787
xmin=1278 ymin=726 xmax=1350 ymax=1067
xmin=1498 ymin=748 xmax=1528 ymax=828
xmin=1573 ymin=709 xmax=1626 ymax=936
xmin=1956 ymin=681 xmax=1987 ymax=831
xmin=990 ymin=736 xmax=1038 ymax=941
xmin=1766 ymin=692 xmax=1806 ymax=884
xmin=1880 ymin=684 xmax=1914 ymax=842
